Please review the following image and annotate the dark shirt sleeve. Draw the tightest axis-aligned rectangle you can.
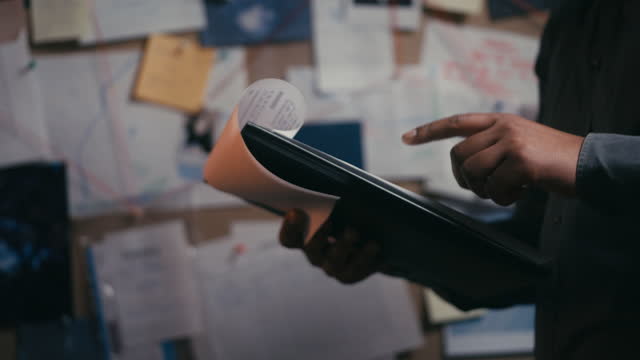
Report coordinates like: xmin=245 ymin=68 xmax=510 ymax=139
xmin=576 ymin=133 xmax=640 ymax=213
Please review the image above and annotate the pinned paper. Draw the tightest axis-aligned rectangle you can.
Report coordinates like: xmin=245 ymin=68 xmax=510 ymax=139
xmin=0 ymin=0 xmax=25 ymax=44
xmin=134 ymin=34 xmax=215 ymax=113
xmin=425 ymin=0 xmax=484 ymax=15
xmin=30 ymin=0 xmax=88 ymax=43
xmin=347 ymin=0 xmax=422 ymax=31
xmin=424 ymin=289 xmax=486 ymax=324
xmin=81 ymin=0 xmax=206 ymax=44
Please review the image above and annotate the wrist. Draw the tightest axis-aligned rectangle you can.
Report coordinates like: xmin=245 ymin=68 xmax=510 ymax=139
xmin=541 ymin=133 xmax=585 ymax=196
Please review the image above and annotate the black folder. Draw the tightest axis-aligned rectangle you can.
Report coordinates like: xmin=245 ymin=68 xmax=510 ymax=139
xmin=242 ymin=122 xmax=551 ymax=305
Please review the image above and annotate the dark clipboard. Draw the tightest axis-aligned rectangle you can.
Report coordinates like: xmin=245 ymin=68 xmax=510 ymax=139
xmin=242 ymin=122 xmax=551 ymax=305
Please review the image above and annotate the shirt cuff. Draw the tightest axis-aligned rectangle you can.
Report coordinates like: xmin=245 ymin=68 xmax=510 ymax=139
xmin=576 ymin=133 xmax=640 ymax=213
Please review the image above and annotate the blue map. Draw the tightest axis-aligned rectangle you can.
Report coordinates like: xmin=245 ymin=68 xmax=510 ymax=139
xmin=201 ymin=0 xmax=311 ymax=46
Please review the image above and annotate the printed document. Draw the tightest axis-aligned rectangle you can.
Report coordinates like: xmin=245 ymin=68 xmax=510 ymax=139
xmin=91 ymin=221 xmax=203 ymax=349
xmin=193 ymin=221 xmax=423 ymax=360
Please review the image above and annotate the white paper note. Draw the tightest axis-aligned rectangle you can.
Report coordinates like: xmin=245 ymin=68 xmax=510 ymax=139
xmin=358 ymin=66 xmax=445 ymax=180
xmin=424 ymin=288 xmax=486 ymax=324
xmin=0 ymin=31 xmax=51 ymax=168
xmin=82 ymin=0 xmax=206 ymax=44
xmin=30 ymin=0 xmax=87 ymax=43
xmin=421 ymin=20 xmax=539 ymax=108
xmin=312 ymin=0 xmax=395 ymax=93
xmin=347 ymin=0 xmax=422 ymax=31
xmin=193 ymin=221 xmax=423 ymax=360
xmin=35 ymin=50 xmax=239 ymax=217
xmin=286 ymin=66 xmax=360 ymax=122
xmin=93 ymin=221 xmax=203 ymax=348
xmin=204 ymin=47 xmax=248 ymax=117
xmin=425 ymin=0 xmax=483 ymax=15
xmin=203 ymin=79 xmax=339 ymax=240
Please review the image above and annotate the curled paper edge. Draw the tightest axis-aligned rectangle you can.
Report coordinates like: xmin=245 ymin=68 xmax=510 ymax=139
xmin=203 ymin=79 xmax=338 ymax=242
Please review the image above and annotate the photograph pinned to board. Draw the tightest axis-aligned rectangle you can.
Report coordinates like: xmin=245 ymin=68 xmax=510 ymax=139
xmin=347 ymin=0 xmax=422 ymax=31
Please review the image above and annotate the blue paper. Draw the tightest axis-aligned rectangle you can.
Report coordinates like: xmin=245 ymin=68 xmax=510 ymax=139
xmin=201 ymin=0 xmax=311 ymax=46
xmin=0 ymin=162 xmax=71 ymax=326
xmin=18 ymin=319 xmax=102 ymax=360
xmin=488 ymin=0 xmax=548 ymax=20
xmin=294 ymin=122 xmax=364 ymax=169
xmin=444 ymin=305 xmax=535 ymax=357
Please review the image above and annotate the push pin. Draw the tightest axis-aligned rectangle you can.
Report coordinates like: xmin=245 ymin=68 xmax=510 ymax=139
xmin=228 ymin=243 xmax=247 ymax=262
xmin=128 ymin=206 xmax=145 ymax=223
xmin=173 ymin=40 xmax=190 ymax=56
xmin=20 ymin=59 xmax=37 ymax=75
xmin=232 ymin=243 xmax=247 ymax=256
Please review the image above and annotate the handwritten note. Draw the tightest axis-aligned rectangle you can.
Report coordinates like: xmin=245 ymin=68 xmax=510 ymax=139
xmin=134 ymin=34 xmax=215 ymax=113
xmin=30 ymin=0 xmax=87 ymax=43
xmin=419 ymin=20 xmax=539 ymax=200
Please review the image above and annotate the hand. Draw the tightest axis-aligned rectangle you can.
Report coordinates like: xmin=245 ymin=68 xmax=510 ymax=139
xmin=402 ymin=113 xmax=585 ymax=206
xmin=279 ymin=209 xmax=381 ymax=284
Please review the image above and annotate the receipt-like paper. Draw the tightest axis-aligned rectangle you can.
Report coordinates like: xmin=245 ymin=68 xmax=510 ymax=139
xmin=203 ymin=79 xmax=338 ymax=241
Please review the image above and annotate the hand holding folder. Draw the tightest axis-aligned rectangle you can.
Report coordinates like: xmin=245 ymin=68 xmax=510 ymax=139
xmin=203 ymin=79 xmax=551 ymax=305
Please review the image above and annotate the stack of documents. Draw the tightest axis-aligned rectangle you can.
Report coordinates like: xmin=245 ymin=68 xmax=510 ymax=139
xmin=193 ymin=221 xmax=424 ymax=360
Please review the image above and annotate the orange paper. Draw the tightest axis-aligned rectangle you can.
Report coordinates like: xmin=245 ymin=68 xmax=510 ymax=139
xmin=134 ymin=34 xmax=215 ymax=114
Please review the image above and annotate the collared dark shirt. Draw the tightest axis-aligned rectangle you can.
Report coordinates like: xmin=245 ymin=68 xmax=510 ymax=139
xmin=403 ymin=1 xmax=640 ymax=359
xmin=533 ymin=1 xmax=640 ymax=359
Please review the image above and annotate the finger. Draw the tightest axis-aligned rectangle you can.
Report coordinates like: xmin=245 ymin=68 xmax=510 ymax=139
xmin=279 ymin=209 xmax=309 ymax=249
xmin=303 ymin=220 xmax=333 ymax=267
xmin=449 ymin=149 xmax=469 ymax=190
xmin=322 ymin=227 xmax=360 ymax=277
xmin=450 ymin=128 xmax=501 ymax=165
xmin=402 ymin=113 xmax=498 ymax=145
xmin=340 ymin=241 xmax=381 ymax=284
xmin=484 ymin=158 xmax=529 ymax=206
xmin=459 ymin=143 xmax=507 ymax=198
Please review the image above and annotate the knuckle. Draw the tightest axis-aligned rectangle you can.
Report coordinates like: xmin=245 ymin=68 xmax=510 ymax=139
xmin=507 ymin=137 xmax=527 ymax=159
xmin=460 ymin=160 xmax=476 ymax=178
xmin=520 ymin=162 xmax=538 ymax=183
xmin=449 ymin=114 xmax=464 ymax=129
xmin=305 ymin=251 xmax=324 ymax=267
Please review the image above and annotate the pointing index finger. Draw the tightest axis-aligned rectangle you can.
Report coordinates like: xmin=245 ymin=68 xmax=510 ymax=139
xmin=402 ymin=113 xmax=499 ymax=145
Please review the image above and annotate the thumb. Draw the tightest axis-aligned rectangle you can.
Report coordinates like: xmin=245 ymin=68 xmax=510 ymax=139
xmin=279 ymin=209 xmax=309 ymax=249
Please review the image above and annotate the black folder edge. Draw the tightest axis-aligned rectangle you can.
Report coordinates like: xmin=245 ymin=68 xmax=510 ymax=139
xmin=240 ymin=122 xmax=551 ymax=301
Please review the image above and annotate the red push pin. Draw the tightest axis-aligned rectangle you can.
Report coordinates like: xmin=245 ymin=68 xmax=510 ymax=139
xmin=232 ymin=243 xmax=247 ymax=256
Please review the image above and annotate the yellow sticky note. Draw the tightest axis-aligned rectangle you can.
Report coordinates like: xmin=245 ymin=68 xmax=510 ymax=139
xmin=134 ymin=34 xmax=215 ymax=114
